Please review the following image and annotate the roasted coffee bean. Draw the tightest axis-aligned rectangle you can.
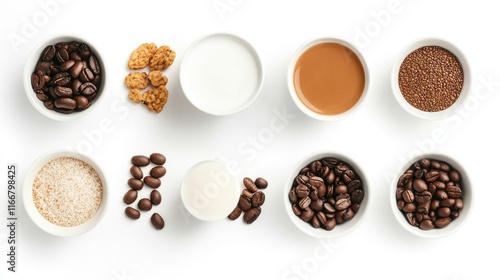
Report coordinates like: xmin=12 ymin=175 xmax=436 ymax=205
xmin=309 ymin=176 xmax=324 ymax=187
xmin=299 ymin=196 xmax=311 ymax=209
xmin=323 ymin=202 xmax=335 ymax=213
xmin=295 ymin=184 xmax=309 ymax=198
xmin=324 ymin=219 xmax=336 ymax=230
xmin=151 ymin=213 xmax=165 ymax=229
xmin=311 ymin=216 xmax=321 ymax=228
xmin=36 ymin=92 xmax=49 ymax=101
xmin=54 ymin=98 xmax=76 ymax=110
xmin=243 ymin=177 xmax=258 ymax=193
xmin=44 ymin=100 xmax=55 ymax=110
xmin=251 ymin=191 xmax=265 ymax=207
xmin=335 ymin=198 xmax=350 ymax=211
xmin=412 ymin=179 xmax=428 ymax=192
xmin=440 ymin=198 xmax=455 ymax=207
xmin=402 ymin=203 xmax=416 ymax=213
xmin=414 ymin=191 xmax=432 ymax=203
xmin=128 ymin=178 xmax=144 ymax=190
xmin=419 ymin=219 xmax=435 ymax=230
xmin=150 ymin=190 xmax=162 ymax=205
xmin=445 ymin=185 xmax=462 ymax=198
xmin=88 ymin=55 xmax=101 ymax=75
xmin=402 ymin=189 xmax=414 ymax=203
xmin=131 ymin=155 xmax=150 ymax=166
xmin=454 ymin=199 xmax=464 ymax=210
xmin=437 ymin=207 xmax=451 ymax=217
xmin=300 ymin=207 xmax=314 ymax=222
xmin=51 ymin=72 xmax=71 ymax=86
xmin=335 ymin=184 xmax=348 ymax=195
xmin=123 ymin=189 xmax=138 ymax=204
xmin=316 ymin=211 xmax=327 ymax=226
xmin=36 ymin=61 xmax=51 ymax=75
xmin=238 ymin=195 xmax=252 ymax=211
xmin=425 ymin=170 xmax=440 ymax=182
xmin=342 ymin=208 xmax=355 ymax=220
xmin=296 ymin=174 xmax=309 ymax=185
xmin=61 ymin=60 xmax=75 ymax=71
xmin=292 ymin=204 xmax=302 ymax=216
xmin=70 ymin=61 xmax=85 ymax=78
xmin=144 ymin=176 xmax=161 ymax=188
xmin=150 ymin=166 xmax=167 ymax=178
xmin=417 ymin=201 xmax=430 ymax=213
xmin=310 ymin=199 xmax=323 ymax=212
xmin=405 ymin=213 xmax=417 ymax=227
xmin=79 ymin=68 xmax=94 ymax=82
xmin=255 ymin=177 xmax=268 ymax=189
xmin=79 ymin=82 xmax=97 ymax=95
xmin=31 ymin=71 xmax=45 ymax=90
xmin=435 ymin=190 xmax=448 ymax=200
xmin=78 ymin=43 xmax=91 ymax=58
xmin=289 ymin=189 xmax=298 ymax=203
xmin=150 ymin=153 xmax=166 ymax=165
xmin=69 ymin=51 xmax=82 ymax=61
xmin=130 ymin=165 xmax=143 ymax=179
xmin=228 ymin=206 xmax=242 ymax=220
xmin=125 ymin=207 xmax=140 ymax=220
xmin=54 ymin=86 xmax=73 ymax=97
xmin=243 ymin=207 xmax=261 ymax=224
xmin=41 ymin=45 xmax=56 ymax=61
xmin=347 ymin=179 xmax=361 ymax=192
xmin=435 ymin=217 xmax=452 ymax=228
xmin=74 ymin=95 xmax=90 ymax=110
xmin=242 ymin=189 xmax=254 ymax=199
xmin=449 ymin=170 xmax=460 ymax=183
xmin=138 ymin=198 xmax=153 ymax=211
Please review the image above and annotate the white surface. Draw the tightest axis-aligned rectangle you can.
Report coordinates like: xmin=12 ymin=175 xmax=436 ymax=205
xmin=1 ymin=0 xmax=499 ymax=279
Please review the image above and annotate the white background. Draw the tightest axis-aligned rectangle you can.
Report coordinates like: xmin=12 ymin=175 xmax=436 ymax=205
xmin=1 ymin=0 xmax=499 ymax=279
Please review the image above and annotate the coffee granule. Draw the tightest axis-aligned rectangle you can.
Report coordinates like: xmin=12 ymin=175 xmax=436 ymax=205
xmin=32 ymin=157 xmax=103 ymax=227
xmin=398 ymin=46 xmax=464 ymax=112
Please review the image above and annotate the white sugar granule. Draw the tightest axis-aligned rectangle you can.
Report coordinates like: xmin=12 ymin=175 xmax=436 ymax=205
xmin=32 ymin=157 xmax=103 ymax=227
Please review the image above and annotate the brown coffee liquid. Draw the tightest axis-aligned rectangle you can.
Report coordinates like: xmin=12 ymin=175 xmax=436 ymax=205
xmin=293 ymin=42 xmax=365 ymax=115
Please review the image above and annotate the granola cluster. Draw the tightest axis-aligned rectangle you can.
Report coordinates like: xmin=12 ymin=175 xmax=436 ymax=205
xmin=125 ymin=43 xmax=175 ymax=113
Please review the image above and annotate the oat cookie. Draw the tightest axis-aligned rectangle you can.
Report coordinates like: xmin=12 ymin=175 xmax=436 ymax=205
xmin=149 ymin=45 xmax=176 ymax=71
xmin=128 ymin=43 xmax=157 ymax=70
xmin=148 ymin=70 xmax=168 ymax=87
xmin=144 ymin=86 xmax=168 ymax=113
xmin=128 ymin=89 xmax=143 ymax=103
xmin=125 ymin=72 xmax=149 ymax=89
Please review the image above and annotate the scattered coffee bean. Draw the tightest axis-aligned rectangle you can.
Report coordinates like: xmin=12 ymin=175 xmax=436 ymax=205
xmin=150 ymin=153 xmax=166 ymax=165
xmin=144 ymin=176 xmax=161 ymax=188
xmin=151 ymin=213 xmax=165 ymax=230
xmin=243 ymin=207 xmax=261 ymax=224
xmin=130 ymin=165 xmax=143 ymax=179
xmin=123 ymin=189 xmax=138 ymax=204
xmin=255 ymin=177 xmax=268 ymax=189
xmin=128 ymin=178 xmax=144 ymax=190
xmin=125 ymin=207 xmax=141 ymax=220
xmin=131 ymin=155 xmax=150 ymax=166
xmin=288 ymin=157 xmax=365 ymax=231
xmin=227 ymin=206 xmax=242 ymax=220
xmin=150 ymin=166 xmax=166 ymax=178
xmin=228 ymin=177 xmax=269 ymax=224
xmin=150 ymin=190 xmax=162 ymax=206
xmin=138 ymin=198 xmax=153 ymax=211
xmin=396 ymin=158 xmax=464 ymax=230
xmin=30 ymin=41 xmax=102 ymax=114
xmin=124 ymin=153 xmax=167 ymax=229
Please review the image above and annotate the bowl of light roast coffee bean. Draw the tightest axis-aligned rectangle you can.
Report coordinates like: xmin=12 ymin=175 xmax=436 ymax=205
xmin=22 ymin=150 xmax=108 ymax=237
xmin=24 ymin=35 xmax=106 ymax=121
xmin=285 ymin=151 xmax=370 ymax=238
xmin=391 ymin=38 xmax=471 ymax=120
xmin=391 ymin=154 xmax=473 ymax=238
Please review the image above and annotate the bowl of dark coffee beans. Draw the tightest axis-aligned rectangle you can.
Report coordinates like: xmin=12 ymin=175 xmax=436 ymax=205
xmin=391 ymin=154 xmax=473 ymax=238
xmin=24 ymin=35 xmax=106 ymax=121
xmin=284 ymin=151 xmax=370 ymax=238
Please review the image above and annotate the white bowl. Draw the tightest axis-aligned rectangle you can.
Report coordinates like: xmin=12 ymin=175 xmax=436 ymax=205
xmin=284 ymin=151 xmax=370 ymax=238
xmin=180 ymin=33 xmax=264 ymax=116
xmin=390 ymin=153 xmax=473 ymax=238
xmin=23 ymin=35 xmax=106 ymax=121
xmin=181 ymin=159 xmax=241 ymax=221
xmin=288 ymin=37 xmax=370 ymax=121
xmin=391 ymin=38 xmax=471 ymax=120
xmin=23 ymin=150 xmax=108 ymax=237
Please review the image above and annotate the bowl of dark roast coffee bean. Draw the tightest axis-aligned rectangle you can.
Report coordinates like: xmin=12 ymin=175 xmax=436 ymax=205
xmin=391 ymin=38 xmax=471 ymax=120
xmin=24 ymin=35 xmax=105 ymax=121
xmin=391 ymin=154 xmax=473 ymax=238
xmin=285 ymin=151 xmax=370 ymax=238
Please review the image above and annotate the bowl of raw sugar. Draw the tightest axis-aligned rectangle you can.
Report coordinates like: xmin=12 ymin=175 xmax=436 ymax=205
xmin=180 ymin=33 xmax=264 ymax=116
xmin=22 ymin=150 xmax=108 ymax=237
xmin=391 ymin=38 xmax=471 ymax=120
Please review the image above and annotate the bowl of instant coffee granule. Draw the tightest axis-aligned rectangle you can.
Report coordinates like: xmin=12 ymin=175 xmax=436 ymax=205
xmin=23 ymin=150 xmax=108 ymax=237
xmin=391 ymin=38 xmax=471 ymax=120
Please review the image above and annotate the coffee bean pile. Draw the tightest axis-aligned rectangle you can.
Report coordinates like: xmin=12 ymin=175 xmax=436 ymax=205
xmin=228 ymin=177 xmax=268 ymax=224
xmin=31 ymin=41 xmax=102 ymax=114
xmin=124 ymin=153 xmax=166 ymax=230
xmin=396 ymin=158 xmax=464 ymax=230
xmin=398 ymin=46 xmax=464 ymax=112
xmin=289 ymin=157 xmax=365 ymax=231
